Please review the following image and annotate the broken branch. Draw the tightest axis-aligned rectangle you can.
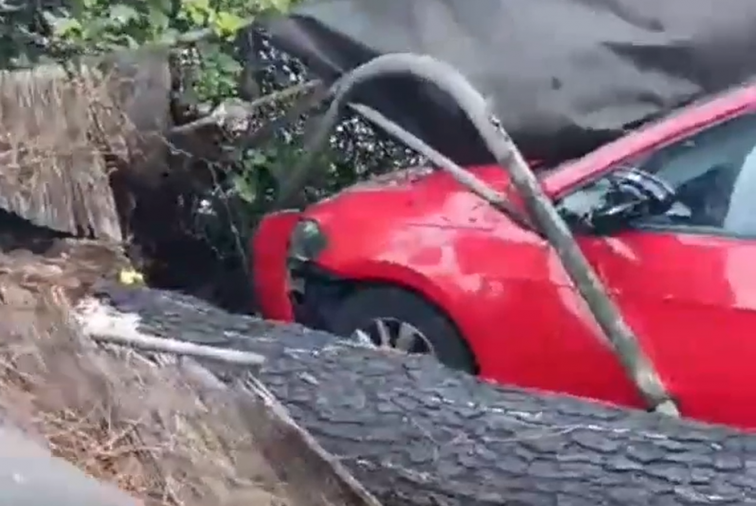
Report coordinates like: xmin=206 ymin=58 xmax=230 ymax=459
xmin=91 ymin=332 xmax=265 ymax=366
xmin=88 ymin=329 xmax=265 ymax=366
xmin=169 ymin=80 xmax=321 ymax=136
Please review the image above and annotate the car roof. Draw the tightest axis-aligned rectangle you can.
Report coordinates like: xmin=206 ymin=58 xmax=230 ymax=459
xmin=544 ymin=80 xmax=756 ymax=195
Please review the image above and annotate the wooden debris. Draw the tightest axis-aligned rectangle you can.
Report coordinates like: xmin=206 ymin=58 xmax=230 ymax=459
xmin=0 ymin=48 xmax=172 ymax=240
xmin=0 ymin=65 xmax=123 ymax=240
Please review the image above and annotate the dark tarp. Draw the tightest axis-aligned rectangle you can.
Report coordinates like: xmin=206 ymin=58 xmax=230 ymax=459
xmin=260 ymin=0 xmax=756 ymax=166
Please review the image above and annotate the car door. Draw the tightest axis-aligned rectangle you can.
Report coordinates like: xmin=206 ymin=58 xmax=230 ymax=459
xmin=556 ymin=111 xmax=756 ymax=428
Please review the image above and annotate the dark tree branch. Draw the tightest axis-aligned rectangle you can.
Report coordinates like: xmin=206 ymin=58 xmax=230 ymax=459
xmin=168 ymin=80 xmax=321 ymax=137
xmin=281 ymin=53 xmax=676 ymax=415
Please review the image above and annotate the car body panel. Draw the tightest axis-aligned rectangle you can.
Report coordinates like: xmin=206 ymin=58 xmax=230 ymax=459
xmin=251 ymin=81 xmax=756 ymax=429
xmin=251 ymin=210 xmax=301 ymax=321
xmin=578 ymin=231 xmax=756 ymax=427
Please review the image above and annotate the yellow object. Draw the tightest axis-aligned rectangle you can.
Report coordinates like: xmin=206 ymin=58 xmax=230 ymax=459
xmin=118 ymin=268 xmax=145 ymax=286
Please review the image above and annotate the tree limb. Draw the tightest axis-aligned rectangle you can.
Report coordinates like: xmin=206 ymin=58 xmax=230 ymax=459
xmin=76 ymin=298 xmax=265 ymax=366
xmin=290 ymin=53 xmax=677 ymax=415
xmin=168 ymin=80 xmax=321 ymax=137
xmin=350 ymin=103 xmax=536 ymax=232
xmin=238 ymin=80 xmax=328 ymax=151
xmin=92 ymin=332 xmax=265 ymax=366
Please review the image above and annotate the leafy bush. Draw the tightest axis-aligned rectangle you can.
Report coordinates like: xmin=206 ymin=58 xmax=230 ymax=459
xmin=0 ymin=0 xmax=417 ymax=311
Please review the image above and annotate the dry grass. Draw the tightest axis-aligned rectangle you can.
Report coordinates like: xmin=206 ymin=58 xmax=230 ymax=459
xmin=0 ymin=240 xmax=290 ymax=506
xmin=0 ymin=63 xmax=130 ymax=181
xmin=0 ymin=53 xmax=170 ymax=240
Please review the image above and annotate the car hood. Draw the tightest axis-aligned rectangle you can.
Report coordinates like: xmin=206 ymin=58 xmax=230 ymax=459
xmin=307 ymin=165 xmax=523 ymax=231
xmin=348 ymin=166 xmax=439 ymax=190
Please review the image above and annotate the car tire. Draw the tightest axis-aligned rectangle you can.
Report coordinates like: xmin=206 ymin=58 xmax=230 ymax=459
xmin=328 ymin=286 xmax=477 ymax=373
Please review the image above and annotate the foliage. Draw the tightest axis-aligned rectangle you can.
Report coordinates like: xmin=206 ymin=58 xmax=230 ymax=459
xmin=0 ymin=0 xmax=418 ymax=310
xmin=0 ymin=0 xmax=293 ymax=245
xmin=0 ymin=0 xmax=416 ymax=206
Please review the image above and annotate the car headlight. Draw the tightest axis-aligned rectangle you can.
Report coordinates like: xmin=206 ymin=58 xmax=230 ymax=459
xmin=287 ymin=219 xmax=327 ymax=262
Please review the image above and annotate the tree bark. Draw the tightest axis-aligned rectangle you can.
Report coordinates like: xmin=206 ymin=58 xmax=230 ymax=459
xmin=87 ymin=284 xmax=756 ymax=506
xmin=178 ymin=358 xmax=384 ymax=506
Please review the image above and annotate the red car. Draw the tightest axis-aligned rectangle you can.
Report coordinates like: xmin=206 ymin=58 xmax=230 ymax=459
xmin=251 ymin=82 xmax=756 ymax=430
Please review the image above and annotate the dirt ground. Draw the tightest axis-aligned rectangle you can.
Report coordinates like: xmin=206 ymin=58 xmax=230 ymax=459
xmin=0 ymin=238 xmax=291 ymax=506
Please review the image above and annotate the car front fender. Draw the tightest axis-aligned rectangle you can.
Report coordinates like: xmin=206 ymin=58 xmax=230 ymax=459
xmin=250 ymin=210 xmax=302 ymax=320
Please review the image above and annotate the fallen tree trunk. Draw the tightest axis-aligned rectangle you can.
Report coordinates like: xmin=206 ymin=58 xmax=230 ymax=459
xmin=230 ymin=374 xmax=384 ymax=506
xmin=85 ymin=283 xmax=756 ymax=506
xmin=0 ymin=238 xmax=381 ymax=506
xmin=177 ymin=356 xmax=384 ymax=506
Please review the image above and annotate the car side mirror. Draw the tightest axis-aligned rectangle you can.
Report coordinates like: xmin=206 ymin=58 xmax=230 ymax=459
xmin=586 ymin=168 xmax=676 ymax=235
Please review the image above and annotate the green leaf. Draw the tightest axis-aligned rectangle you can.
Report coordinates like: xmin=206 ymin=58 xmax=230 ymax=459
xmin=147 ymin=4 xmax=170 ymax=32
xmin=262 ymin=0 xmax=292 ymax=13
xmin=158 ymin=28 xmax=180 ymax=45
xmin=186 ymin=0 xmax=211 ymax=10
xmin=152 ymin=0 xmax=173 ymax=12
xmin=121 ymin=33 xmax=140 ymax=49
xmin=214 ymin=50 xmax=243 ymax=73
xmin=109 ymin=4 xmax=140 ymax=25
xmin=43 ymin=12 xmax=83 ymax=38
xmin=181 ymin=0 xmax=212 ymax=25
xmin=213 ymin=11 xmax=247 ymax=37
xmin=246 ymin=150 xmax=269 ymax=166
xmin=232 ymin=173 xmax=257 ymax=204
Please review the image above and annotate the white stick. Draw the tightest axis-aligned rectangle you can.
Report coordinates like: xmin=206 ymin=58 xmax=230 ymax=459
xmin=92 ymin=332 xmax=265 ymax=366
xmin=76 ymin=297 xmax=266 ymax=366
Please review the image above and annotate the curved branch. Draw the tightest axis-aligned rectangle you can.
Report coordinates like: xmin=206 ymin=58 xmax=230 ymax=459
xmin=275 ymin=53 xmax=676 ymax=414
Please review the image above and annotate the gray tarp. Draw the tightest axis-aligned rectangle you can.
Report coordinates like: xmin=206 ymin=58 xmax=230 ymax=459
xmin=261 ymin=0 xmax=756 ymax=165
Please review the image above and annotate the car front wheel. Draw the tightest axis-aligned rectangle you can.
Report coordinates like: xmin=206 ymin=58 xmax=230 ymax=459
xmin=328 ymin=286 xmax=476 ymax=373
